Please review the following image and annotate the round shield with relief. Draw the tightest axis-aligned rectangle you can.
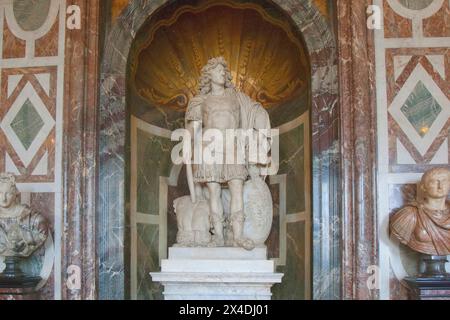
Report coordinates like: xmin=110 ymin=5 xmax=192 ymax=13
xmin=243 ymin=178 xmax=273 ymax=246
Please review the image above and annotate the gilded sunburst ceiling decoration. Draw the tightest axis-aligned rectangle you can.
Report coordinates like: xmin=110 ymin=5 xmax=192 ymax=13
xmin=130 ymin=0 xmax=310 ymax=112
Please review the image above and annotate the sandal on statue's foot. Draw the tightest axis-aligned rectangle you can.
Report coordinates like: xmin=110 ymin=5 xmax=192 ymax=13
xmin=234 ymin=238 xmax=255 ymax=251
xmin=208 ymin=237 xmax=225 ymax=247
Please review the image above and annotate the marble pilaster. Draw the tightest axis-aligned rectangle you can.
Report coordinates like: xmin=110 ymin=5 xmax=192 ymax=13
xmin=62 ymin=0 xmax=100 ymax=300
xmin=336 ymin=0 xmax=379 ymax=300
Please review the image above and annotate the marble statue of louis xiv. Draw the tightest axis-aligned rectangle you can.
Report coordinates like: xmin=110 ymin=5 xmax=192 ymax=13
xmin=174 ymin=57 xmax=272 ymax=251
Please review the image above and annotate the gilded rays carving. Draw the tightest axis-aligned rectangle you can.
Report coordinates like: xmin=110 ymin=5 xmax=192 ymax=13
xmin=130 ymin=0 xmax=309 ymax=112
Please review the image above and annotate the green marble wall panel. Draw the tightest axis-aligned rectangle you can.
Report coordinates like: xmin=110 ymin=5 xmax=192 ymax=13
xmin=273 ymin=222 xmax=306 ymax=300
xmin=269 ymin=90 xmax=309 ymax=129
xmin=136 ymin=129 xmax=175 ymax=214
xmin=398 ymin=0 xmax=434 ymax=10
xmin=401 ymin=81 xmax=442 ymax=137
xmin=279 ymin=124 xmax=306 ymax=213
xmin=13 ymin=0 xmax=51 ymax=31
xmin=136 ymin=224 xmax=163 ymax=300
xmin=11 ymin=99 xmax=44 ymax=150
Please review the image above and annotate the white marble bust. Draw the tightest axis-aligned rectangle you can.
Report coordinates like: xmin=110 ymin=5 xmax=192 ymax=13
xmin=0 ymin=173 xmax=48 ymax=258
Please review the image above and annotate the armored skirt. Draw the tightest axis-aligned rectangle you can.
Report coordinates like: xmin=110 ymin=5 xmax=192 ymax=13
xmin=192 ymin=132 xmax=248 ymax=183
xmin=193 ymin=163 xmax=248 ymax=184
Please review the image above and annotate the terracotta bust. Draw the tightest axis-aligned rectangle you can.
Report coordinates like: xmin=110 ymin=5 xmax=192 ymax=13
xmin=0 ymin=173 xmax=48 ymax=258
xmin=390 ymin=167 xmax=450 ymax=256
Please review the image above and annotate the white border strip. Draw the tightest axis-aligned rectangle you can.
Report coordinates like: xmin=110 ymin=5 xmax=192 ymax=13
xmin=0 ymin=0 xmax=66 ymax=300
xmin=16 ymin=183 xmax=56 ymax=193
xmin=374 ymin=0 xmax=391 ymax=300
xmin=388 ymin=173 xmax=423 ymax=184
xmin=53 ymin=0 xmax=66 ymax=300
xmin=0 ymin=57 xmax=63 ymax=68
xmin=384 ymin=38 xmax=450 ymax=48
xmin=130 ymin=116 xmax=138 ymax=300
xmin=303 ymin=112 xmax=311 ymax=300
xmin=130 ymin=116 xmax=173 ymax=300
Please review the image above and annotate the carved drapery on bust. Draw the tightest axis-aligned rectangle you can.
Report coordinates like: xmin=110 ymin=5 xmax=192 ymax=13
xmin=390 ymin=167 xmax=450 ymax=256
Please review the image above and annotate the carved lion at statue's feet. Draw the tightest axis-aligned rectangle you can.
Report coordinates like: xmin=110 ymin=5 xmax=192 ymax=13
xmin=173 ymin=196 xmax=211 ymax=247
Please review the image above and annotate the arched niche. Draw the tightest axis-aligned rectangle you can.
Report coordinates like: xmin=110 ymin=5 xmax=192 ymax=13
xmin=99 ymin=0 xmax=339 ymax=300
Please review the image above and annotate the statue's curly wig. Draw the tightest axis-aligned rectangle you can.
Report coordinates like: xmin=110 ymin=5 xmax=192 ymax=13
xmin=198 ymin=57 xmax=234 ymax=95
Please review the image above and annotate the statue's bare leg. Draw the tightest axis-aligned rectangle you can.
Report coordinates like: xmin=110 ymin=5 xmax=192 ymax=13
xmin=228 ymin=179 xmax=255 ymax=250
xmin=207 ymin=182 xmax=224 ymax=246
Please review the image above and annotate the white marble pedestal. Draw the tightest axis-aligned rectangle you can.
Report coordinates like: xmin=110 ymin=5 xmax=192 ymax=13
xmin=150 ymin=247 xmax=283 ymax=300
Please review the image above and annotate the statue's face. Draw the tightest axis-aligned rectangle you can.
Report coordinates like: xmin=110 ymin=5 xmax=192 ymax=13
xmin=209 ymin=64 xmax=226 ymax=86
xmin=0 ymin=182 xmax=16 ymax=209
xmin=423 ymin=172 xmax=450 ymax=199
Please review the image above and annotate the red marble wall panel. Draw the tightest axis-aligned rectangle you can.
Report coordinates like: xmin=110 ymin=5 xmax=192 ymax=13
xmin=35 ymin=17 xmax=59 ymax=57
xmin=383 ymin=0 xmax=412 ymax=39
xmin=389 ymin=117 xmax=450 ymax=171
xmin=386 ymin=48 xmax=449 ymax=106
xmin=30 ymin=193 xmax=55 ymax=226
xmin=0 ymin=67 xmax=57 ymax=182
xmin=2 ymin=21 xmax=25 ymax=59
xmin=423 ymin=1 xmax=450 ymax=38
xmin=338 ymin=0 xmax=378 ymax=300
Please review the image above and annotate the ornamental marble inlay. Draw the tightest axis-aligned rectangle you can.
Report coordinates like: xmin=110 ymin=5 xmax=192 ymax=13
xmin=1 ymin=82 xmax=55 ymax=168
xmin=389 ymin=64 xmax=450 ymax=157
xmin=375 ymin=0 xmax=450 ymax=300
xmin=397 ymin=0 xmax=434 ymax=10
xmin=400 ymin=81 xmax=443 ymax=137
xmin=0 ymin=0 xmax=66 ymax=299
xmin=12 ymin=0 xmax=52 ymax=31
xmin=10 ymin=98 xmax=45 ymax=150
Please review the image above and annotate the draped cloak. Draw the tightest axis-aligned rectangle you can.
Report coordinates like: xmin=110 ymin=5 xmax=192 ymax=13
xmin=186 ymin=88 xmax=271 ymax=183
xmin=390 ymin=202 xmax=450 ymax=256
xmin=0 ymin=206 xmax=48 ymax=257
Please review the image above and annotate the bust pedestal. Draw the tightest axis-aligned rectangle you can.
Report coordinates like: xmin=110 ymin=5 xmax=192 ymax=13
xmin=0 ymin=257 xmax=41 ymax=300
xmin=150 ymin=247 xmax=283 ymax=300
xmin=0 ymin=287 xmax=39 ymax=300
xmin=405 ymin=277 xmax=450 ymax=300
xmin=405 ymin=256 xmax=450 ymax=300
